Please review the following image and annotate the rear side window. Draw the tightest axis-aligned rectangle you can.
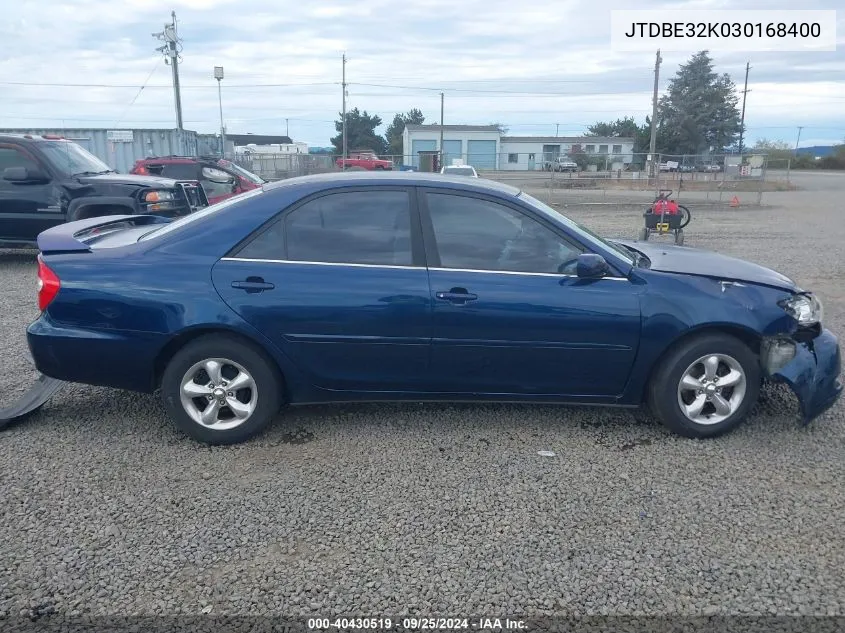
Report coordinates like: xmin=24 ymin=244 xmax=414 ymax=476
xmin=235 ymin=190 xmax=414 ymax=266
xmin=162 ymin=163 xmax=200 ymax=180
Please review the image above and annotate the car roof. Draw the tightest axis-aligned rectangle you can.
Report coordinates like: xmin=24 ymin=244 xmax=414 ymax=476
xmin=0 ymin=134 xmax=65 ymax=143
xmin=261 ymin=170 xmax=520 ymax=196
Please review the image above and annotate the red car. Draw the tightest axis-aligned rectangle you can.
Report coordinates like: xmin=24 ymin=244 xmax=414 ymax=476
xmin=335 ymin=151 xmax=394 ymax=171
xmin=131 ymin=156 xmax=266 ymax=205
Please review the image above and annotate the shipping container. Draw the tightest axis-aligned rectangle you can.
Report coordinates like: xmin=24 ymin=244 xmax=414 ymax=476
xmin=0 ymin=128 xmax=211 ymax=173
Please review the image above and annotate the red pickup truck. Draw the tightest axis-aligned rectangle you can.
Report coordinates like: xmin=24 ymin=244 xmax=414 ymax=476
xmin=336 ymin=152 xmax=394 ymax=171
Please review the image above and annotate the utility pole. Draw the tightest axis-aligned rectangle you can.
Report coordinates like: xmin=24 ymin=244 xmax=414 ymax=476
xmin=794 ymin=126 xmax=803 ymax=154
xmin=154 ymin=12 xmax=184 ymax=131
xmin=286 ymin=118 xmax=289 ymax=137
xmin=648 ymin=49 xmax=662 ymax=177
xmin=214 ymin=66 xmax=225 ymax=157
xmin=341 ymin=53 xmax=347 ymax=161
xmin=738 ymin=61 xmax=751 ymax=155
xmin=439 ymin=92 xmax=445 ymax=168
xmin=556 ymin=123 xmax=559 ymax=137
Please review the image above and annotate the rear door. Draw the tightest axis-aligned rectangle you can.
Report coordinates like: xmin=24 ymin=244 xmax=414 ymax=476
xmin=0 ymin=143 xmax=64 ymax=240
xmin=211 ymin=186 xmax=434 ymax=393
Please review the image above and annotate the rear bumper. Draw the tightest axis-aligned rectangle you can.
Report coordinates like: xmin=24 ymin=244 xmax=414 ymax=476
xmin=770 ymin=328 xmax=842 ymax=424
xmin=27 ymin=315 xmax=160 ymax=393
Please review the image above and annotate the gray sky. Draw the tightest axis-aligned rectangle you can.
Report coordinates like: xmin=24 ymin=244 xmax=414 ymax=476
xmin=1 ymin=0 xmax=843 ymax=148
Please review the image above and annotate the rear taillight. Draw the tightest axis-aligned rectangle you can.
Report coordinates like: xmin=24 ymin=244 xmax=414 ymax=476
xmin=37 ymin=255 xmax=61 ymax=311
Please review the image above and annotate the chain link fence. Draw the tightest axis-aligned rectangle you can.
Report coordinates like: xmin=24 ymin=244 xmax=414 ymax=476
xmin=230 ymin=151 xmax=790 ymax=208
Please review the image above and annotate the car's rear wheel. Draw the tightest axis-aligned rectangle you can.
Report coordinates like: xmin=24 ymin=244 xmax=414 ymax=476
xmin=161 ymin=334 xmax=282 ymax=445
xmin=647 ymin=333 xmax=760 ymax=438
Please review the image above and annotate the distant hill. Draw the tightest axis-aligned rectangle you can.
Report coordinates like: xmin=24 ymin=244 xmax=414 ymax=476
xmin=796 ymin=145 xmax=839 ymax=157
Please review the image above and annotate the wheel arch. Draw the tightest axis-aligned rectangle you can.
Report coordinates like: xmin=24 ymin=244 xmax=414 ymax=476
xmin=639 ymin=323 xmax=763 ymax=403
xmin=151 ymin=325 xmax=288 ymax=398
xmin=67 ymin=197 xmax=138 ymax=221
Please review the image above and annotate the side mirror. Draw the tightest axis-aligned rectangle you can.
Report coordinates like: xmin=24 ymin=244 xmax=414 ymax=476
xmin=576 ymin=253 xmax=610 ymax=279
xmin=3 ymin=166 xmax=49 ymax=183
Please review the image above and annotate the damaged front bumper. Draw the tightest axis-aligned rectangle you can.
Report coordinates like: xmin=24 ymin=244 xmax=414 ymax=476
xmin=763 ymin=328 xmax=843 ymax=424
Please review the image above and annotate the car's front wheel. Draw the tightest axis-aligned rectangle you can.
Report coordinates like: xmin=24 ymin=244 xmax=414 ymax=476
xmin=648 ymin=333 xmax=760 ymax=438
xmin=161 ymin=334 xmax=282 ymax=445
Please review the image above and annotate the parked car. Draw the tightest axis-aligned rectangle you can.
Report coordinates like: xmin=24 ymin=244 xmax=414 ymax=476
xmin=131 ymin=156 xmax=266 ymax=205
xmin=335 ymin=151 xmax=394 ymax=171
xmin=441 ymin=165 xmax=478 ymax=177
xmin=26 ymin=172 xmax=841 ymax=445
xmin=543 ymin=156 xmax=578 ymax=172
xmin=0 ymin=134 xmax=207 ymax=248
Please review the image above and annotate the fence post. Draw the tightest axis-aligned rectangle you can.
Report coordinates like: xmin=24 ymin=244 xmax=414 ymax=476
xmin=718 ymin=157 xmax=727 ymax=209
xmin=757 ymin=154 xmax=767 ymax=206
xmin=786 ymin=158 xmax=791 ymax=185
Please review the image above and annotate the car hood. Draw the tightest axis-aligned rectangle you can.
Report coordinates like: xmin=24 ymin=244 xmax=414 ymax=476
xmin=76 ymin=173 xmax=180 ymax=188
xmin=613 ymin=239 xmax=799 ymax=291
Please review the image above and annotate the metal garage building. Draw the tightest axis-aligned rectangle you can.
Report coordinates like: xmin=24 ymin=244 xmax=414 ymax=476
xmin=402 ymin=124 xmax=636 ymax=171
xmin=403 ymin=125 xmax=502 ymax=169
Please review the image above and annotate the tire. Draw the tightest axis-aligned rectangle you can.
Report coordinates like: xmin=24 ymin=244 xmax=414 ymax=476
xmin=638 ymin=227 xmax=649 ymax=241
xmin=647 ymin=333 xmax=760 ymax=439
xmin=675 ymin=229 xmax=684 ymax=246
xmin=677 ymin=205 xmax=692 ymax=228
xmin=160 ymin=334 xmax=283 ymax=445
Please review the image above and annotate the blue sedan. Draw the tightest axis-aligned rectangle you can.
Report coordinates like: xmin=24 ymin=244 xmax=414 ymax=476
xmin=26 ymin=172 xmax=842 ymax=445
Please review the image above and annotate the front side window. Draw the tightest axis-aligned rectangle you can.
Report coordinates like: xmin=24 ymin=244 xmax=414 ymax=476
xmin=425 ymin=193 xmax=582 ymax=274
xmin=0 ymin=147 xmax=40 ymax=174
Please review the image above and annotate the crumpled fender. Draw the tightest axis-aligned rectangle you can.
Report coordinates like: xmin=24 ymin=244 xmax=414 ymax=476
xmin=0 ymin=374 xmax=65 ymax=429
xmin=769 ymin=329 xmax=843 ymax=424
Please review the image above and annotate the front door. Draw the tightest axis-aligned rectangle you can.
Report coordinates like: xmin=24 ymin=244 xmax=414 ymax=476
xmin=528 ymin=154 xmax=536 ymax=170
xmin=419 ymin=190 xmax=642 ymax=398
xmin=0 ymin=144 xmax=63 ymax=241
xmin=212 ymin=187 xmax=432 ymax=393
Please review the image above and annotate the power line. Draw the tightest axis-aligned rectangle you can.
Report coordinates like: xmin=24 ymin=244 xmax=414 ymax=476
xmin=113 ymin=59 xmax=161 ymax=127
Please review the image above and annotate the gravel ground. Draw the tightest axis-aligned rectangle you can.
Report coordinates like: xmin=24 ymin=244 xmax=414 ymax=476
xmin=1 ymin=184 xmax=844 ymax=621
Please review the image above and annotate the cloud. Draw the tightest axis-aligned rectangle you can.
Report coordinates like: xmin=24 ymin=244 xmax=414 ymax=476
xmin=0 ymin=0 xmax=842 ymax=147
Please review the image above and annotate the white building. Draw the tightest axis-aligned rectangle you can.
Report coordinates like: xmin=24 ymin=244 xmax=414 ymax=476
xmin=235 ymin=141 xmax=309 ymax=155
xmin=403 ymin=124 xmax=636 ymax=170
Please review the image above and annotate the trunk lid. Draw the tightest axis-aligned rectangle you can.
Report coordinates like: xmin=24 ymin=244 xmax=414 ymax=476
xmin=37 ymin=215 xmax=171 ymax=254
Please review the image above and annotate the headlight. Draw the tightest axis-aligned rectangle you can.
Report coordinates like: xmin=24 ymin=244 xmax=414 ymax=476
xmin=779 ymin=293 xmax=823 ymax=326
xmin=144 ymin=190 xmax=175 ymax=203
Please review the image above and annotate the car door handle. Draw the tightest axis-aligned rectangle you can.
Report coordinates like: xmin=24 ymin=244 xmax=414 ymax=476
xmin=231 ymin=278 xmax=275 ymax=293
xmin=436 ymin=291 xmax=478 ymax=304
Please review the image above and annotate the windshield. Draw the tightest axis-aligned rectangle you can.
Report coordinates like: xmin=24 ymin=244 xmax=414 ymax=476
xmin=221 ymin=160 xmax=266 ymax=184
xmin=518 ymin=192 xmax=635 ymax=266
xmin=444 ymin=167 xmax=475 ymax=176
xmin=138 ymin=187 xmax=264 ymax=242
xmin=39 ymin=141 xmax=113 ymax=176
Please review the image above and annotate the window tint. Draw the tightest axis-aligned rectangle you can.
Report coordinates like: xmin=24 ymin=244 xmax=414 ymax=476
xmin=285 ymin=191 xmax=413 ymax=266
xmin=426 ymin=193 xmax=582 ymax=274
xmin=237 ymin=218 xmax=285 ymax=260
xmin=162 ymin=164 xmax=200 ymax=180
xmin=0 ymin=147 xmax=40 ymax=172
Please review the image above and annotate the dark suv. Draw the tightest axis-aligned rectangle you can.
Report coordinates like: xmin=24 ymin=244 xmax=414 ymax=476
xmin=131 ymin=156 xmax=266 ymax=205
xmin=0 ymin=134 xmax=208 ymax=247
